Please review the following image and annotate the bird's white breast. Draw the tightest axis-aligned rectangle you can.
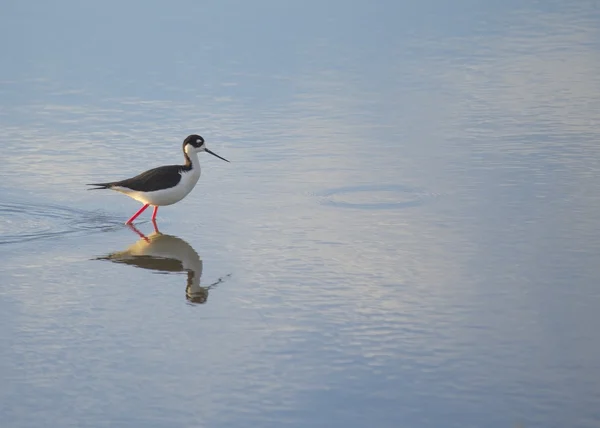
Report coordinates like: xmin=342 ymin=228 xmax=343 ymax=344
xmin=115 ymin=168 xmax=201 ymax=206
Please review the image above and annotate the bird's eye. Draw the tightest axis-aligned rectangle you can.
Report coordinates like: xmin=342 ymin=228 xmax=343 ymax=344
xmin=196 ymin=139 xmax=202 ymax=144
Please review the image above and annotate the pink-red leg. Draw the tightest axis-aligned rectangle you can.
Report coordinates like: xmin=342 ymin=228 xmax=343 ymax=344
xmin=151 ymin=206 xmax=159 ymax=221
xmin=125 ymin=203 xmax=150 ymax=225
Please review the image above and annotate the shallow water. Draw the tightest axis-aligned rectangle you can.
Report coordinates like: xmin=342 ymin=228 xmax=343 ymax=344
xmin=2 ymin=1 xmax=600 ymax=427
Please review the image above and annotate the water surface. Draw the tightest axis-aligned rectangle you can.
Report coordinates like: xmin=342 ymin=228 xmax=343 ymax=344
xmin=1 ymin=1 xmax=600 ymax=427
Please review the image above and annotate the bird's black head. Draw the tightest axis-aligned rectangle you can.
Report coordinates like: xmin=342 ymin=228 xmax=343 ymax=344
xmin=182 ymin=134 xmax=230 ymax=163
xmin=183 ymin=134 xmax=205 ymax=149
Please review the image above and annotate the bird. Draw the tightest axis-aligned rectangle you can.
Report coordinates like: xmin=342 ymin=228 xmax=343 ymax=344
xmin=87 ymin=134 xmax=229 ymax=224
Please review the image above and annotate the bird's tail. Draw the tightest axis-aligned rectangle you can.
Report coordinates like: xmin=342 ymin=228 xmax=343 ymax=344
xmin=86 ymin=182 xmax=113 ymax=190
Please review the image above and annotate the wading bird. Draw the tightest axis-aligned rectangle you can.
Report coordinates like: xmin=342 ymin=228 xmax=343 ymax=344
xmin=88 ymin=134 xmax=229 ymax=224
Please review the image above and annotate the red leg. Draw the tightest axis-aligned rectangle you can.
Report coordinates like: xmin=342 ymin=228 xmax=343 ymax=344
xmin=125 ymin=204 xmax=150 ymax=225
xmin=151 ymin=206 xmax=159 ymax=221
xmin=151 ymin=218 xmax=160 ymax=234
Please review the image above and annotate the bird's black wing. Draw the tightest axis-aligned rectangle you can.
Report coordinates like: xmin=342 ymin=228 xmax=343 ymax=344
xmin=106 ymin=165 xmax=184 ymax=192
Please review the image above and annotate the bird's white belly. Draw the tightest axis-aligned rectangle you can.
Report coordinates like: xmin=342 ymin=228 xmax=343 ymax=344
xmin=115 ymin=169 xmax=200 ymax=206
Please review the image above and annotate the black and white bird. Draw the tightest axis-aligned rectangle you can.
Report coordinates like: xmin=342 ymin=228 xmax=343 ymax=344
xmin=88 ymin=134 xmax=229 ymax=224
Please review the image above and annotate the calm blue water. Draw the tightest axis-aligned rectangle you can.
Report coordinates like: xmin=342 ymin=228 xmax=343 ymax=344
xmin=1 ymin=1 xmax=600 ymax=427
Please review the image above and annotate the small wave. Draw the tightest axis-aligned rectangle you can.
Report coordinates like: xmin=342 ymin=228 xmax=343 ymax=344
xmin=0 ymin=201 xmax=123 ymax=245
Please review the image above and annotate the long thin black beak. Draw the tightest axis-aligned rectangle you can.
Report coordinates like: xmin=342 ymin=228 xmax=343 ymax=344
xmin=206 ymin=148 xmax=230 ymax=163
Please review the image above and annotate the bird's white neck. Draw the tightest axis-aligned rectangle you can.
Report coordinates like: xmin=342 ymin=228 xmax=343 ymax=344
xmin=184 ymin=147 xmax=201 ymax=169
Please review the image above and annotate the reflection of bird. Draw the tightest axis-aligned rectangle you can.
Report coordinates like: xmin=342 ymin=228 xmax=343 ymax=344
xmin=97 ymin=222 xmax=225 ymax=304
xmin=88 ymin=134 xmax=229 ymax=224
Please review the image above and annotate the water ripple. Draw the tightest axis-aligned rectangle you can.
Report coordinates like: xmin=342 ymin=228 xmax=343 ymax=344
xmin=317 ymin=184 xmax=442 ymax=210
xmin=0 ymin=201 xmax=123 ymax=245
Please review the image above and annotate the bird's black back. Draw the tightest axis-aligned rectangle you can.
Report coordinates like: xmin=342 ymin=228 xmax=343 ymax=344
xmin=110 ymin=164 xmax=189 ymax=192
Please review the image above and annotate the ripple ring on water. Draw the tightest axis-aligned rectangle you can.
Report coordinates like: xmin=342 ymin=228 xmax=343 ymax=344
xmin=317 ymin=184 xmax=439 ymax=210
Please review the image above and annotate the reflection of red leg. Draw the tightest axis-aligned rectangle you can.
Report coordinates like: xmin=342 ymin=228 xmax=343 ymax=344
xmin=125 ymin=204 xmax=149 ymax=224
xmin=151 ymin=218 xmax=160 ymax=234
xmin=127 ymin=224 xmax=150 ymax=242
xmin=151 ymin=206 xmax=159 ymax=221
